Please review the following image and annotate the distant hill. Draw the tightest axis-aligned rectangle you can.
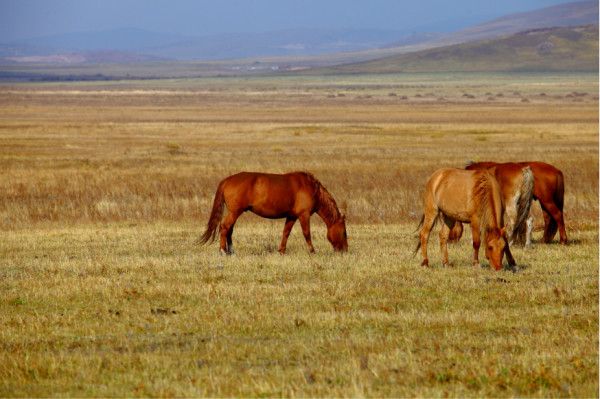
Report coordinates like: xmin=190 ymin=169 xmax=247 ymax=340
xmin=3 ymin=50 xmax=165 ymax=64
xmin=306 ymin=0 xmax=599 ymax=68
xmin=0 ymin=1 xmax=597 ymax=79
xmin=432 ymin=0 xmax=598 ymax=46
xmin=5 ymin=28 xmax=187 ymax=54
xmin=1 ymin=1 xmax=596 ymax=65
xmin=0 ymin=28 xmax=416 ymax=62
xmin=315 ymin=25 xmax=599 ymax=74
xmin=145 ymin=28 xmax=423 ymax=60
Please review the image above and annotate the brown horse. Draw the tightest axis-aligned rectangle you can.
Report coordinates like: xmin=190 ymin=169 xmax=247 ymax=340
xmin=416 ymin=168 xmax=516 ymax=270
xmin=199 ymin=171 xmax=348 ymax=254
xmin=449 ymin=161 xmax=567 ymax=245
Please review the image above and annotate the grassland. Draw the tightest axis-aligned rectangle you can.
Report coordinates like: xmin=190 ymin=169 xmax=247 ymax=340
xmin=0 ymin=72 xmax=598 ymax=397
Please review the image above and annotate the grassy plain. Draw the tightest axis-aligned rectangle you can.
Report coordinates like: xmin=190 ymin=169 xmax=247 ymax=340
xmin=0 ymin=72 xmax=598 ymax=397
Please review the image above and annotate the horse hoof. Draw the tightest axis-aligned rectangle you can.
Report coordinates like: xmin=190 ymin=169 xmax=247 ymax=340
xmin=421 ymin=259 xmax=429 ymax=267
xmin=472 ymin=262 xmax=481 ymax=268
xmin=219 ymin=249 xmax=227 ymax=256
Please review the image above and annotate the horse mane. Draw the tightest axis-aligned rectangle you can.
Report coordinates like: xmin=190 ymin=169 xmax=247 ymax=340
xmin=298 ymin=171 xmax=342 ymax=224
xmin=472 ymin=171 xmax=503 ymax=236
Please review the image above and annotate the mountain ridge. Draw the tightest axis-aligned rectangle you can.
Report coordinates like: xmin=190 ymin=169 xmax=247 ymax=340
xmin=1 ymin=1 xmax=596 ymax=64
xmin=313 ymin=25 xmax=598 ymax=74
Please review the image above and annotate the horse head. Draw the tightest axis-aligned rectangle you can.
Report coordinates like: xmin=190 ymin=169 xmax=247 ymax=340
xmin=485 ymin=227 xmax=508 ymax=270
xmin=327 ymin=214 xmax=348 ymax=252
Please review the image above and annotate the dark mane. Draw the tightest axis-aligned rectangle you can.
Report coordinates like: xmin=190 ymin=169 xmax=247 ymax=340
xmin=298 ymin=171 xmax=342 ymax=224
xmin=472 ymin=171 xmax=502 ymax=235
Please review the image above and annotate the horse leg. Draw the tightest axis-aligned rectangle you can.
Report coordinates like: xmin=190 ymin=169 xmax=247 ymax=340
xmin=554 ymin=206 xmax=568 ymax=245
xmin=439 ymin=216 xmax=454 ymax=267
xmin=504 ymin=240 xmax=517 ymax=268
xmin=541 ymin=207 xmax=556 ymax=243
xmin=542 ymin=201 xmax=567 ymax=244
xmin=298 ymin=213 xmax=315 ymax=253
xmin=419 ymin=210 xmax=438 ymax=267
xmin=278 ymin=217 xmax=296 ymax=255
xmin=447 ymin=222 xmax=463 ymax=243
xmin=470 ymin=221 xmax=481 ymax=268
xmin=219 ymin=210 xmax=242 ymax=255
xmin=525 ymin=214 xmax=534 ymax=247
xmin=226 ymin=225 xmax=235 ymax=255
xmin=504 ymin=202 xmax=517 ymax=244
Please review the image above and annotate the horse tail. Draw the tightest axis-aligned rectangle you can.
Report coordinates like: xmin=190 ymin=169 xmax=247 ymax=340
xmin=511 ymin=166 xmax=534 ymax=241
xmin=413 ymin=214 xmax=438 ymax=256
xmin=414 ymin=214 xmax=424 ymax=233
xmin=412 ymin=215 xmax=425 ymax=256
xmin=199 ymin=181 xmax=226 ymax=244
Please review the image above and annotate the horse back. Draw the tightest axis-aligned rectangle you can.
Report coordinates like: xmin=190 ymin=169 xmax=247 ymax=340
xmin=467 ymin=161 xmax=555 ymax=203
xmin=220 ymin=171 xmax=318 ymax=217
xmin=427 ymin=168 xmax=489 ymax=221
xmin=517 ymin=162 xmax=563 ymax=202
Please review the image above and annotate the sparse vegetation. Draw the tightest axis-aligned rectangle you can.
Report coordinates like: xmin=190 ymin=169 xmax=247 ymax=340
xmin=316 ymin=25 xmax=598 ymax=74
xmin=0 ymin=72 xmax=597 ymax=397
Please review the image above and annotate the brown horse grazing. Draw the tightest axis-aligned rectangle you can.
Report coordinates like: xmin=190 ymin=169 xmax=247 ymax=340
xmin=199 ymin=171 xmax=348 ymax=254
xmin=449 ymin=161 xmax=567 ymax=245
xmin=416 ymin=168 xmax=516 ymax=271
xmin=447 ymin=163 xmax=534 ymax=246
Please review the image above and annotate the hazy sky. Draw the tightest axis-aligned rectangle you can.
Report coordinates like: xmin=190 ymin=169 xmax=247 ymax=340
xmin=0 ymin=0 xmax=575 ymax=41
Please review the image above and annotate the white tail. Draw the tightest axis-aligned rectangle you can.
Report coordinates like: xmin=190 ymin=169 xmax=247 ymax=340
xmin=510 ymin=166 xmax=534 ymax=243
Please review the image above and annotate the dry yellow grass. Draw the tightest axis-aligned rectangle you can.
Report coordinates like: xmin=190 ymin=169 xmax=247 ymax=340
xmin=0 ymin=72 xmax=597 ymax=397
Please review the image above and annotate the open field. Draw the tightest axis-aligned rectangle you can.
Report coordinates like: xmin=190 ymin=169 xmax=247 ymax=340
xmin=0 ymin=73 xmax=598 ymax=396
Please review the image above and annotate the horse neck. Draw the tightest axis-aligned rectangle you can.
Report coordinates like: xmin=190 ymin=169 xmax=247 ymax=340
xmin=316 ymin=185 xmax=341 ymax=227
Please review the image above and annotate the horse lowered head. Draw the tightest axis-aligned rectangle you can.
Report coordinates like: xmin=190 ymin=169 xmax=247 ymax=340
xmin=327 ymin=215 xmax=348 ymax=252
xmin=485 ymin=227 xmax=508 ymax=270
